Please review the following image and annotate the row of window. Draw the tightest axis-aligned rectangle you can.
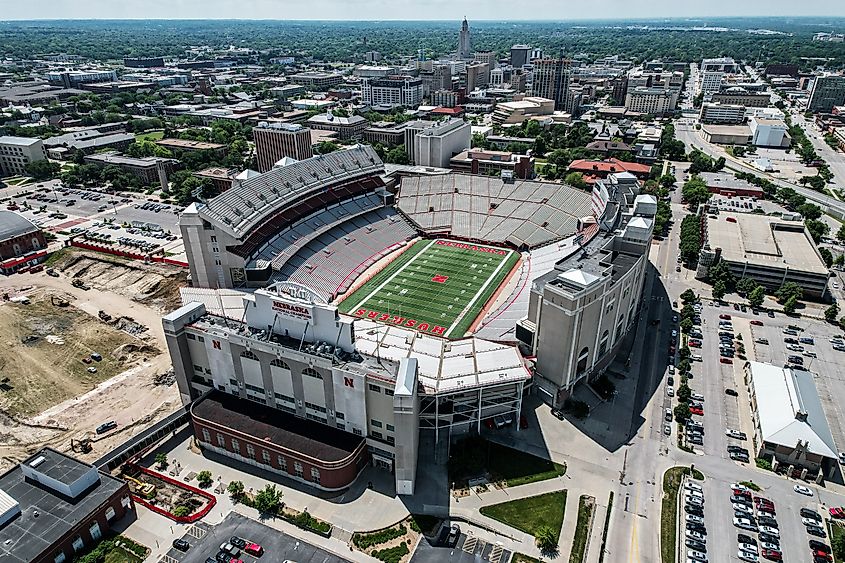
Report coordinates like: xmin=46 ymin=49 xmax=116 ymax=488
xmin=53 ymin=501 xmax=125 ymax=563
xmin=368 ymin=383 xmax=394 ymax=396
xmin=186 ymin=333 xmax=205 ymax=342
xmin=369 ymin=419 xmax=394 ymax=432
xmin=202 ymin=428 xmax=322 ymax=483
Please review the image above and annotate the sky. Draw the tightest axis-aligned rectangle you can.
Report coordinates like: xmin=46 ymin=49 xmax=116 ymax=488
xmin=1 ymin=0 xmax=843 ymax=21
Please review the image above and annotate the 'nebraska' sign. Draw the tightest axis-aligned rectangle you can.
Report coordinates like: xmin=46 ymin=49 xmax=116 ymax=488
xmin=271 ymin=299 xmax=312 ymax=320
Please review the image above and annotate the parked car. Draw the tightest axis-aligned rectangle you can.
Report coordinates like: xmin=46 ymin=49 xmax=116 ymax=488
xmin=794 ymin=485 xmax=814 ymax=497
xmin=807 ymin=525 xmax=827 ymax=538
xmin=725 ymin=388 xmax=738 ymax=396
xmin=726 ymin=429 xmax=747 ymax=440
xmin=95 ymin=421 xmax=117 ymax=434
xmin=172 ymin=539 xmax=190 ymax=552
xmin=802 ymin=508 xmax=822 ymax=520
xmin=750 ymin=320 xmax=764 ymax=326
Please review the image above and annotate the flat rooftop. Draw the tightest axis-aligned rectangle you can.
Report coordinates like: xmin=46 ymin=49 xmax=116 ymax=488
xmin=156 ymin=138 xmax=226 ymax=150
xmin=699 ymin=172 xmax=761 ymax=192
xmin=0 ymin=449 xmax=125 ymax=563
xmin=191 ymin=392 xmax=364 ymax=463
xmin=706 ymin=214 xmax=828 ymax=275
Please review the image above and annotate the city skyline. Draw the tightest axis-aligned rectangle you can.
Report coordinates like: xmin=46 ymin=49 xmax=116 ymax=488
xmin=2 ymin=0 xmax=845 ymax=21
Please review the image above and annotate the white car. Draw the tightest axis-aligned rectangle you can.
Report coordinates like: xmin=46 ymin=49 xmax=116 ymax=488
xmin=794 ymin=484 xmax=814 ymax=496
xmin=725 ymin=429 xmax=745 ymax=439
xmin=667 ymin=387 xmax=675 ymax=397
xmin=672 ymin=329 xmax=678 ymax=337
xmin=738 ymin=543 xmax=758 ymax=554
xmin=733 ymin=517 xmax=757 ymax=531
xmin=758 ymin=526 xmax=779 ymax=537
xmin=663 ymin=424 xmax=672 ymax=435
xmin=732 ymin=502 xmax=753 ymax=514
xmin=690 ymin=392 xmax=704 ymax=401
xmin=802 ymin=517 xmax=821 ymax=526
xmin=687 ymin=549 xmax=707 ymax=562
xmin=685 ymin=494 xmax=704 ymax=505
xmin=759 ymin=541 xmax=779 ymax=551
xmin=684 ymin=482 xmax=703 ymax=492
xmin=738 ymin=551 xmax=758 ymax=563
xmin=686 ymin=529 xmax=706 ymax=542
xmin=686 ymin=514 xmax=705 ymax=524
xmin=731 ymin=483 xmax=751 ymax=492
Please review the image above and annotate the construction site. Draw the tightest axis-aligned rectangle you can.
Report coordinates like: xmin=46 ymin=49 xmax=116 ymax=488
xmin=0 ymin=248 xmax=187 ymax=472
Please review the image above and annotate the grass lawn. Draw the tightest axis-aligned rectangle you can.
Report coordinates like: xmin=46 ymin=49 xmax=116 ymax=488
xmin=661 ymin=467 xmax=693 ymax=563
xmin=339 ymin=238 xmax=519 ymax=338
xmin=569 ymin=495 xmax=595 ymax=563
xmin=480 ymin=490 xmax=567 ymax=543
xmin=135 ymin=130 xmax=165 ymax=141
xmin=828 ymin=520 xmax=845 ymax=563
xmin=598 ymin=492 xmax=613 ymax=563
xmin=104 ymin=548 xmax=144 ymax=563
xmin=448 ymin=437 xmax=566 ymax=488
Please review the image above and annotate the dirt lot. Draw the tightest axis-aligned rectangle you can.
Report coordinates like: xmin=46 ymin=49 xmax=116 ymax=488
xmin=0 ymin=251 xmax=186 ymax=470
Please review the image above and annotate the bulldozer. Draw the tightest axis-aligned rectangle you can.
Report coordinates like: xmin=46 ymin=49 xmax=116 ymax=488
xmin=50 ymin=295 xmax=69 ymax=307
xmin=70 ymin=438 xmax=92 ymax=453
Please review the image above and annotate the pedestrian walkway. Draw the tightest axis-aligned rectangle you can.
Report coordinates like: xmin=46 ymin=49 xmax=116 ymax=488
xmin=585 ymin=497 xmax=610 ymax=563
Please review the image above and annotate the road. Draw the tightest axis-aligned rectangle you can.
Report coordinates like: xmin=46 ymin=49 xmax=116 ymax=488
xmin=792 ymin=112 xmax=845 ymax=188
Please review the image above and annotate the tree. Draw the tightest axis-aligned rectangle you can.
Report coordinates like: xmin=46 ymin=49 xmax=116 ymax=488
xmin=564 ymin=172 xmax=588 ymax=190
xmin=680 ymin=289 xmax=696 ymax=304
xmin=748 ymin=286 xmax=766 ymax=309
xmin=806 ymin=219 xmax=830 ymax=243
xmin=832 ymin=528 xmax=845 ymax=561
xmin=659 ymin=174 xmax=676 ymax=190
xmin=836 ymin=254 xmax=845 ymax=267
xmin=385 ymin=146 xmax=409 ymax=165
xmin=253 ymin=484 xmax=283 ymax=515
xmin=535 ymin=525 xmax=557 ymax=553
xmin=712 ymin=281 xmax=727 ymax=300
xmin=472 ymin=132 xmax=490 ymax=150
xmin=25 ymin=159 xmax=61 ymax=180
xmin=826 ymin=303 xmax=840 ymax=323
xmin=680 ymin=317 xmax=693 ymax=334
xmin=315 ymin=141 xmax=340 ymax=155
xmin=679 ymin=345 xmax=691 ymax=361
xmin=227 ymin=480 xmax=245 ymax=501
xmin=677 ymin=384 xmax=692 ymax=402
xmin=674 ymin=403 xmax=691 ymax=423
xmin=677 ymin=358 xmax=691 ymax=374
xmin=196 ymin=470 xmax=213 ymax=488
xmin=775 ymin=282 xmax=804 ymax=304
xmin=681 ymin=176 xmax=711 ymax=207
xmin=736 ymin=277 xmax=758 ymax=296
xmin=154 ymin=453 xmax=168 ymax=469
xmin=837 ymin=224 xmax=845 ymax=243
xmin=783 ymin=295 xmax=799 ymax=314
xmin=820 ymin=247 xmax=834 ymax=268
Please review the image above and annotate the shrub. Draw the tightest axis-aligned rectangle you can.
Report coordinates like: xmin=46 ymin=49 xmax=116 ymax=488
xmin=371 ymin=541 xmax=410 ymax=563
xmin=535 ymin=525 xmax=557 ymax=552
xmin=354 ymin=524 xmax=407 ymax=549
xmin=196 ymin=470 xmax=213 ymax=488
xmin=172 ymin=505 xmax=191 ymax=517
xmin=253 ymin=484 xmax=283 ymax=514
xmin=755 ymin=458 xmax=773 ymax=471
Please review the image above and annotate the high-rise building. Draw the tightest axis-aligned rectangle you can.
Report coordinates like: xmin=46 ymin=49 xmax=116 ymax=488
xmin=413 ymin=118 xmax=471 ymax=168
xmin=808 ymin=75 xmax=845 ymax=113
xmin=0 ymin=136 xmax=46 ymax=177
xmin=252 ymin=122 xmax=313 ymax=172
xmin=465 ymin=63 xmax=489 ymax=92
xmin=530 ymin=48 xmax=544 ymax=61
xmin=532 ymin=58 xmax=573 ymax=112
xmin=510 ymin=45 xmax=531 ymax=68
xmin=420 ymin=64 xmax=452 ymax=96
xmin=624 ymin=87 xmax=679 ymax=116
xmin=361 ymin=76 xmax=424 ymax=108
xmin=700 ymin=70 xmax=724 ymax=96
xmin=473 ymin=51 xmax=497 ymax=69
xmin=458 ymin=18 xmax=472 ymax=60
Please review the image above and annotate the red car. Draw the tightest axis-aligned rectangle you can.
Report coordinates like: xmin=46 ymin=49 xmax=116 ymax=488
xmin=720 ymin=357 xmax=733 ymax=364
xmin=689 ymin=340 xmax=702 ymax=348
xmin=520 ymin=415 xmax=529 ymax=430
xmin=750 ymin=320 xmax=764 ymax=326
xmin=720 ymin=314 xmax=732 ymax=320
xmin=830 ymin=506 xmax=845 ymax=519
xmin=761 ymin=548 xmax=782 ymax=561
xmin=690 ymin=407 xmax=704 ymax=416
xmin=813 ymin=551 xmax=832 ymax=561
xmin=244 ymin=544 xmax=264 ymax=557
xmin=733 ymin=489 xmax=752 ymax=497
xmin=669 ymin=346 xmax=676 ymax=354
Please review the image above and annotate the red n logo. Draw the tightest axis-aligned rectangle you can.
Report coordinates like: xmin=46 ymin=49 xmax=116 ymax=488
xmin=212 ymin=340 xmax=221 ymax=350
xmin=344 ymin=377 xmax=354 ymax=388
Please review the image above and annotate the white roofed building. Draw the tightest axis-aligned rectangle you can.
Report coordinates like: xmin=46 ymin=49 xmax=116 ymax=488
xmin=744 ymin=361 xmax=837 ymax=477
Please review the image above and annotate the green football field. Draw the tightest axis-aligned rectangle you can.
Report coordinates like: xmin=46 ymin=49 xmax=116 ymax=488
xmin=339 ymin=239 xmax=520 ymax=338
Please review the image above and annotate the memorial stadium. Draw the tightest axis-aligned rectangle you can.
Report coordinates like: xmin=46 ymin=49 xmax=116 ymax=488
xmin=167 ymin=145 xmax=655 ymax=492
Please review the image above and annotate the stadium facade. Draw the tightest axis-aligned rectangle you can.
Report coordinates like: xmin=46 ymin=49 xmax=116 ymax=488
xmin=171 ymin=147 xmax=654 ymax=493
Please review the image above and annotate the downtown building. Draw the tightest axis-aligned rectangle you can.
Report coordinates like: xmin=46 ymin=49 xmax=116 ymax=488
xmin=808 ymin=75 xmax=845 ymax=113
xmin=361 ymin=76 xmax=424 ymax=109
xmin=531 ymin=58 xmax=576 ymax=114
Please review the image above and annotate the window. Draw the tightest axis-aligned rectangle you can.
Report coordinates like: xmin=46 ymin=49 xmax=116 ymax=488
xmin=576 ymin=347 xmax=589 ymax=375
xmin=201 ymin=428 xmax=210 ymax=442
xmin=371 ymin=419 xmax=383 ymax=428
xmin=305 ymin=402 xmax=327 ymax=413
xmin=372 ymin=431 xmax=383 ymax=440
xmin=368 ymin=383 xmax=381 ymax=393
xmin=244 ymin=383 xmax=263 ymax=393
xmin=274 ymin=393 xmax=294 ymax=403
xmin=387 ymin=436 xmax=395 ymax=446
xmin=231 ymin=438 xmax=240 ymax=452
xmin=277 ymin=456 xmax=287 ymax=470
xmin=89 ymin=521 xmax=102 ymax=541
xmin=105 ymin=506 xmax=116 ymax=521
xmin=215 ymin=259 xmax=222 ymax=266
xmin=353 ymin=428 xmax=363 ymax=436
xmin=303 ymin=367 xmax=322 ymax=379
xmin=241 ymin=350 xmax=258 ymax=360
xmin=311 ymin=468 xmax=321 ymax=483
xmin=54 ymin=552 xmax=66 ymax=563
xmin=262 ymin=450 xmax=271 ymax=463
xmin=193 ymin=364 xmax=203 ymax=372
xmin=121 ymin=495 xmax=131 ymax=509
xmin=386 ymin=424 xmax=394 ymax=432
xmin=187 ymin=333 xmax=196 ymax=340
xmin=337 ymin=423 xmax=346 ymax=429
xmin=335 ymin=412 xmax=345 ymax=420
xmin=72 ymin=536 xmax=84 ymax=552
xmin=246 ymin=444 xmax=255 ymax=459
xmin=270 ymin=358 xmax=290 ymax=370
xmin=385 ymin=389 xmax=394 ymax=396
xmin=217 ymin=433 xmax=225 ymax=447
xmin=294 ymin=462 xmax=304 ymax=478
xmin=599 ymin=330 xmax=610 ymax=357
xmin=229 ymin=378 xmax=239 ymax=386
xmin=197 ymin=336 xmax=205 ymax=343
xmin=210 ymin=236 xmax=217 ymax=242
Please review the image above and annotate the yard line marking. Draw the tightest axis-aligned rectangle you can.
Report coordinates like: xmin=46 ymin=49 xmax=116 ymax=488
xmin=444 ymin=249 xmax=514 ymax=338
xmin=347 ymin=239 xmax=436 ymax=315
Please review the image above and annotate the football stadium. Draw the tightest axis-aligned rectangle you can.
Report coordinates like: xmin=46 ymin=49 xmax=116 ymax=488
xmin=169 ymin=145 xmax=655 ymax=493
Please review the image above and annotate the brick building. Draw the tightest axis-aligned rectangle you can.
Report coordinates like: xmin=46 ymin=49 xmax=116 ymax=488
xmin=0 ymin=210 xmax=47 ymax=274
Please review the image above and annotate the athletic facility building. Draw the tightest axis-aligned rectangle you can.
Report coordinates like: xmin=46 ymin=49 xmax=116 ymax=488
xmin=171 ymin=147 xmax=653 ymax=492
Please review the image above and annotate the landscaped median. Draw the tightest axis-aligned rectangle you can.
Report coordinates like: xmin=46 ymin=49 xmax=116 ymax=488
xmin=569 ymin=495 xmax=596 ymax=563
xmin=827 ymin=519 xmax=845 ymax=562
xmin=660 ymin=466 xmax=704 ymax=563
xmin=350 ymin=516 xmax=436 ymax=563
xmin=480 ymin=490 xmax=567 ymax=554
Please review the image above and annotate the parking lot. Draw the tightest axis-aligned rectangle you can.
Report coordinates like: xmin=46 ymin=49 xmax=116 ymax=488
xmin=410 ymin=525 xmax=510 ymax=563
xmin=674 ymin=298 xmax=845 ymax=562
xmin=164 ymin=512 xmax=351 ymax=563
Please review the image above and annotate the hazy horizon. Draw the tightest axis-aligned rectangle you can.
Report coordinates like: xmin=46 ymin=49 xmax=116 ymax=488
xmin=2 ymin=0 xmax=844 ymax=22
